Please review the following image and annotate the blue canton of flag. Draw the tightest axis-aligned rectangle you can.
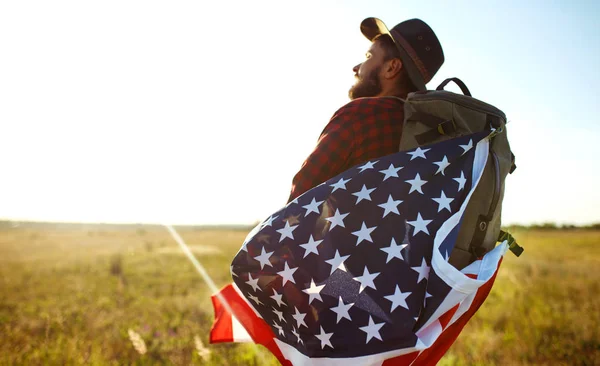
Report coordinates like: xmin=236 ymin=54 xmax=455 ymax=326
xmin=229 ymin=129 xmax=498 ymax=362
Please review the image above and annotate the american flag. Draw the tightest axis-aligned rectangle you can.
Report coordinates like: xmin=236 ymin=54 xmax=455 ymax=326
xmin=210 ymin=129 xmax=510 ymax=365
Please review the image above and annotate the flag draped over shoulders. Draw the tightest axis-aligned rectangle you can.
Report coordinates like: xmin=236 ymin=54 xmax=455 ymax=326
xmin=211 ymin=130 xmax=509 ymax=365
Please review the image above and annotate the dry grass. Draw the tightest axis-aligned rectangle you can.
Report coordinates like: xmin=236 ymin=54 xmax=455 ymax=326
xmin=0 ymin=225 xmax=598 ymax=365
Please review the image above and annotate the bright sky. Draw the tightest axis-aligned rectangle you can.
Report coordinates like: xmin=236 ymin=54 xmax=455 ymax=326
xmin=1 ymin=0 xmax=599 ymax=226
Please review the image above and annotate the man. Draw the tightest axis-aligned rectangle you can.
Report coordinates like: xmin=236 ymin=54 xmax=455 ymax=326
xmin=288 ymin=17 xmax=445 ymax=202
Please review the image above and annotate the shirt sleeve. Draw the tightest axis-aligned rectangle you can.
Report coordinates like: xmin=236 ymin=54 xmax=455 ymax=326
xmin=287 ymin=103 xmax=357 ymax=203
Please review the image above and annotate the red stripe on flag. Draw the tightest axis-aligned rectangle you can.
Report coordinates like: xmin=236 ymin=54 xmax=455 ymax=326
xmin=209 ymin=286 xmax=234 ymax=343
xmin=210 ymin=283 xmax=292 ymax=365
xmin=438 ymin=304 xmax=460 ymax=330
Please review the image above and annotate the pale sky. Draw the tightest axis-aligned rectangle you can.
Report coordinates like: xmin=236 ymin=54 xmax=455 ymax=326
xmin=1 ymin=0 xmax=599 ymax=226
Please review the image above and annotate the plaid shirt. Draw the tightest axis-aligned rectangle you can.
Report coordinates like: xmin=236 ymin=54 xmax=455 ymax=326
xmin=288 ymin=97 xmax=404 ymax=202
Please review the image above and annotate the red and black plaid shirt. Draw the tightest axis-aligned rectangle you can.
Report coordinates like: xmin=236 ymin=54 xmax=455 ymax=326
xmin=288 ymin=97 xmax=404 ymax=202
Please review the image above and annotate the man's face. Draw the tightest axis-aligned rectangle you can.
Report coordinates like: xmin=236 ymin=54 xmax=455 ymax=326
xmin=348 ymin=41 xmax=385 ymax=100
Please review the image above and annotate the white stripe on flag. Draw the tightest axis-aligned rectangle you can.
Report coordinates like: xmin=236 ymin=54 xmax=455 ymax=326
xmin=449 ymin=292 xmax=476 ymax=325
xmin=415 ymin=320 xmax=443 ymax=349
xmin=232 ymin=314 xmax=253 ymax=343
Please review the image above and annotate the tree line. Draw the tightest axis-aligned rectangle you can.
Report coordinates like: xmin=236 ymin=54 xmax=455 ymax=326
xmin=503 ymin=222 xmax=600 ymax=231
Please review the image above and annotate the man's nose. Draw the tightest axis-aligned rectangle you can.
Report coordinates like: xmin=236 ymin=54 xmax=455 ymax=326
xmin=353 ymin=63 xmax=361 ymax=74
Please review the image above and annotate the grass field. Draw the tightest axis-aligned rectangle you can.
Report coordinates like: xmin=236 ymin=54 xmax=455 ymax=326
xmin=1 ymin=224 xmax=598 ymax=365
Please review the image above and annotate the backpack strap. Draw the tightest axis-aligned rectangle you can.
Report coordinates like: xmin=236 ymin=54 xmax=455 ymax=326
xmin=436 ymin=78 xmax=472 ymax=96
xmin=408 ymin=112 xmax=458 ymax=145
xmin=468 ymin=230 xmax=524 ymax=262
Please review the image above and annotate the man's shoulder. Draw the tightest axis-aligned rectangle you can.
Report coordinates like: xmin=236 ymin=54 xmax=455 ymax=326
xmin=322 ymin=97 xmax=405 ymax=133
xmin=334 ymin=96 xmax=404 ymax=116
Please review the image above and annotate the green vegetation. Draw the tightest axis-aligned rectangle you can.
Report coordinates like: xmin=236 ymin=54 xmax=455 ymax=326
xmin=0 ymin=225 xmax=598 ymax=365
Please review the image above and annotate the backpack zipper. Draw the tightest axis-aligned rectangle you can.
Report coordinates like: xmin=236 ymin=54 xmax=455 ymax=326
xmin=409 ymin=91 xmax=506 ymax=122
xmin=487 ymin=150 xmax=502 ymax=221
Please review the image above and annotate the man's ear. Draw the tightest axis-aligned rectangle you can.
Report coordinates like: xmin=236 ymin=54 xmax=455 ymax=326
xmin=383 ymin=58 xmax=403 ymax=80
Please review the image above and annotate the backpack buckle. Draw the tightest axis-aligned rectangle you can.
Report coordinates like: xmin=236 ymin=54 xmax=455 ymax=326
xmin=437 ymin=120 xmax=457 ymax=135
xmin=498 ymin=230 xmax=524 ymax=257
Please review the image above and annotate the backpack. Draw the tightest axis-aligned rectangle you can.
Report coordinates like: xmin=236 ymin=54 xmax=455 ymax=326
xmin=398 ymin=77 xmax=522 ymax=269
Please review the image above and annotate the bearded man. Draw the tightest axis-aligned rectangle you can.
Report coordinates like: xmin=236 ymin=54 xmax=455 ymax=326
xmin=288 ymin=18 xmax=445 ymax=202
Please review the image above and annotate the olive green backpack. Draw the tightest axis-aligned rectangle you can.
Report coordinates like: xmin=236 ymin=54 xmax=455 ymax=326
xmin=399 ymin=78 xmax=523 ymax=269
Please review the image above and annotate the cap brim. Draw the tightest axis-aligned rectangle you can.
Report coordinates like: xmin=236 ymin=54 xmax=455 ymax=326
xmin=360 ymin=17 xmax=391 ymax=41
xmin=360 ymin=17 xmax=427 ymax=91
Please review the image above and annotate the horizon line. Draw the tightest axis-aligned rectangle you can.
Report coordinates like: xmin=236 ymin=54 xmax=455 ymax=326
xmin=1 ymin=218 xmax=599 ymax=229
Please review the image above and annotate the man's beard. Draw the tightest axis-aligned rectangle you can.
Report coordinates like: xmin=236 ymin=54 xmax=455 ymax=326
xmin=348 ymin=65 xmax=382 ymax=100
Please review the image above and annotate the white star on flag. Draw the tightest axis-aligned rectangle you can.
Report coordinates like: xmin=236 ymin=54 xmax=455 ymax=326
xmin=330 ymin=177 xmax=351 ymax=192
xmin=253 ymin=247 xmax=274 ymax=269
xmin=302 ymin=198 xmax=324 ymax=217
xmin=352 ymin=222 xmax=376 ymax=245
xmin=407 ymin=213 xmax=433 ymax=236
xmin=291 ymin=327 xmax=303 ymax=345
xmin=407 ymin=147 xmax=430 ymax=160
xmin=432 ymin=191 xmax=454 ymax=212
xmin=273 ymin=322 xmax=285 ymax=336
xmin=433 ymin=156 xmax=451 ymax=175
xmin=411 ymin=258 xmax=430 ymax=283
xmin=272 ymin=308 xmax=286 ymax=323
xmin=380 ymin=238 xmax=408 ymax=263
xmin=247 ymin=293 xmax=263 ymax=306
xmin=377 ymin=194 xmax=403 ymax=218
xmin=384 ymin=285 xmax=411 ymax=311
xmin=270 ymin=288 xmax=286 ymax=307
xmin=315 ymin=326 xmax=334 ymax=349
xmin=261 ymin=214 xmax=278 ymax=228
xmin=329 ymin=296 xmax=354 ymax=323
xmin=245 ymin=273 xmax=261 ymax=292
xmin=352 ymin=185 xmax=376 ymax=203
xmin=277 ymin=261 xmax=298 ymax=286
xmin=325 ymin=250 xmax=349 ymax=274
xmin=406 ymin=173 xmax=427 ymax=194
xmin=453 ymin=171 xmax=467 ymax=191
xmin=276 ymin=221 xmax=298 ymax=242
xmin=302 ymin=279 xmax=325 ymax=304
xmin=424 ymin=291 xmax=433 ymax=306
xmin=230 ymin=265 xmax=238 ymax=277
xmin=357 ymin=160 xmax=378 ymax=172
xmin=353 ymin=266 xmax=380 ymax=293
xmin=359 ymin=316 xmax=385 ymax=343
xmin=460 ymin=139 xmax=473 ymax=155
xmin=292 ymin=307 xmax=308 ymax=328
xmin=240 ymin=232 xmax=254 ymax=252
xmin=379 ymin=163 xmax=403 ymax=181
xmin=325 ymin=209 xmax=349 ymax=230
xmin=299 ymin=235 xmax=323 ymax=258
